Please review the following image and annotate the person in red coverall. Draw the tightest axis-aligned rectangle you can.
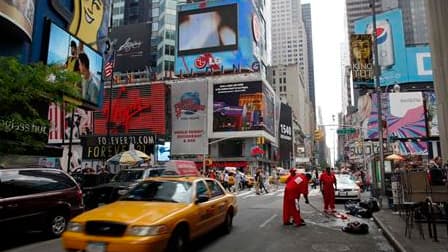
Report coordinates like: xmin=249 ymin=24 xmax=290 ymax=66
xmin=319 ymin=167 xmax=337 ymax=213
xmin=283 ymin=170 xmax=311 ymax=227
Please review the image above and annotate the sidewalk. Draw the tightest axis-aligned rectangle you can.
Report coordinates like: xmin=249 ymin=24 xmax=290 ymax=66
xmin=373 ymin=209 xmax=448 ymax=252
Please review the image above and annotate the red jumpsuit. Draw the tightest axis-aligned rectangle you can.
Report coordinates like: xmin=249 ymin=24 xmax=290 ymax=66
xmin=283 ymin=173 xmax=309 ymax=225
xmin=319 ymin=172 xmax=336 ymax=211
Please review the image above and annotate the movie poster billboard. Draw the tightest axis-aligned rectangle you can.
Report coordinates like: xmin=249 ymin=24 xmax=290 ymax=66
xmin=175 ymin=0 xmax=266 ymax=75
xmin=350 ymin=34 xmax=374 ymax=86
xmin=354 ymin=9 xmax=407 ymax=86
xmin=171 ymin=80 xmax=208 ymax=155
xmin=0 ymin=0 xmax=34 ymax=40
xmin=46 ymin=22 xmax=104 ymax=110
xmin=213 ymin=80 xmax=274 ymax=134
xmin=361 ymin=92 xmax=426 ymax=140
xmin=109 ymin=23 xmax=152 ymax=72
xmin=94 ymin=83 xmax=167 ymax=136
xmin=279 ymin=103 xmax=293 ymax=164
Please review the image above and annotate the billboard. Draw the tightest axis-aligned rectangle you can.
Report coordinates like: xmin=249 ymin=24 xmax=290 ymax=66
xmin=94 ymin=83 xmax=167 ymax=136
xmin=175 ymin=0 xmax=266 ymax=75
xmin=360 ymin=92 xmax=426 ymax=140
xmin=171 ymin=80 xmax=208 ymax=155
xmin=46 ymin=22 xmax=104 ymax=109
xmin=178 ymin=3 xmax=238 ymax=55
xmin=48 ymin=104 xmax=93 ymax=144
xmin=156 ymin=142 xmax=171 ymax=162
xmin=213 ymin=80 xmax=274 ymax=134
xmin=109 ymin=23 xmax=152 ymax=72
xmin=354 ymin=9 xmax=407 ymax=86
xmin=350 ymin=34 xmax=374 ymax=85
xmin=406 ymin=46 xmax=433 ymax=83
xmin=279 ymin=103 xmax=293 ymax=164
xmin=424 ymin=92 xmax=439 ymax=137
xmin=81 ymin=135 xmax=156 ymax=160
xmin=69 ymin=0 xmax=111 ymax=52
xmin=0 ymin=0 xmax=34 ymax=40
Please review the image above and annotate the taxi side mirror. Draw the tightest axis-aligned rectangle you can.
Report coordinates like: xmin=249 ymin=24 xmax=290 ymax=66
xmin=195 ymin=195 xmax=209 ymax=204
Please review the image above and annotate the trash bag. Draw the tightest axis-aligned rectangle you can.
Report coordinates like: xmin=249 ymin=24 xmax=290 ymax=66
xmin=356 ymin=209 xmax=372 ymax=218
xmin=359 ymin=198 xmax=380 ymax=212
xmin=342 ymin=221 xmax=369 ymax=234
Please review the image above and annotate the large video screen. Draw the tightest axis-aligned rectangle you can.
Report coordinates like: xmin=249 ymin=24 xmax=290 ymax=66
xmin=46 ymin=22 xmax=104 ymax=109
xmin=157 ymin=142 xmax=171 ymax=162
xmin=177 ymin=3 xmax=238 ymax=55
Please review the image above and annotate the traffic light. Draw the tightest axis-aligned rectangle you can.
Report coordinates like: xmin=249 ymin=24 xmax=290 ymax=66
xmin=314 ymin=129 xmax=324 ymax=141
xmin=256 ymin=136 xmax=265 ymax=145
xmin=205 ymin=159 xmax=213 ymax=166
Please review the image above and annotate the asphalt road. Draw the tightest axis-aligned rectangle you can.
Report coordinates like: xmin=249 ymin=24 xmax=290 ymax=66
xmin=2 ymin=187 xmax=394 ymax=252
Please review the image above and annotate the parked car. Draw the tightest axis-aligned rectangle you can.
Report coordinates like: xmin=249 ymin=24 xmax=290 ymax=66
xmin=83 ymin=167 xmax=165 ymax=209
xmin=334 ymin=174 xmax=361 ymax=201
xmin=63 ymin=175 xmax=237 ymax=252
xmin=0 ymin=168 xmax=84 ymax=237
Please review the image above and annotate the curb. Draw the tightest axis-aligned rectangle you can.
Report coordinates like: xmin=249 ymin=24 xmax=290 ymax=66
xmin=373 ymin=213 xmax=407 ymax=252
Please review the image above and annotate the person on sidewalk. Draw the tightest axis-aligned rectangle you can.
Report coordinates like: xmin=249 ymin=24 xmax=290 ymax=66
xmin=319 ymin=167 xmax=337 ymax=213
xmin=283 ymin=171 xmax=311 ymax=227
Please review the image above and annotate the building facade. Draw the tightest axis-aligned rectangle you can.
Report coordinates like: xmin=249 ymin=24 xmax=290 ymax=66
xmin=301 ymin=3 xmax=316 ymax=107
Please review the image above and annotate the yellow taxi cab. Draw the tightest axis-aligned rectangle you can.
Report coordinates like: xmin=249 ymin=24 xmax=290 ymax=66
xmin=62 ymin=160 xmax=238 ymax=252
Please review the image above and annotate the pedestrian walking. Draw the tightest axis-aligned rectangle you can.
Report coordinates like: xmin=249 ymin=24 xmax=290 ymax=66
xmin=319 ymin=167 xmax=337 ymax=213
xmin=283 ymin=171 xmax=311 ymax=227
xmin=259 ymin=170 xmax=269 ymax=194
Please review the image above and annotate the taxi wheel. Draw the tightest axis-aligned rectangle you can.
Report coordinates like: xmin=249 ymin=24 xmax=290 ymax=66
xmin=222 ymin=210 xmax=233 ymax=234
xmin=167 ymin=227 xmax=189 ymax=252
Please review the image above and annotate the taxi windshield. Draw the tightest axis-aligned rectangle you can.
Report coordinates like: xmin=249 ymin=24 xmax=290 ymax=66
xmin=121 ymin=181 xmax=193 ymax=204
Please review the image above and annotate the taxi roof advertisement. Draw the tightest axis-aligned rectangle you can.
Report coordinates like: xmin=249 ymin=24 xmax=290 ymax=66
xmin=175 ymin=0 xmax=267 ymax=75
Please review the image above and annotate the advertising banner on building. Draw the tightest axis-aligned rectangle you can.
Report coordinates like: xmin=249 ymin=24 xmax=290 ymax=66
xmin=350 ymin=34 xmax=374 ymax=86
xmin=171 ymin=80 xmax=208 ymax=155
xmin=354 ymin=9 xmax=407 ymax=86
xmin=48 ymin=104 xmax=93 ymax=144
xmin=94 ymin=83 xmax=167 ymax=136
xmin=45 ymin=22 xmax=104 ymax=110
xmin=69 ymin=0 xmax=111 ymax=52
xmin=359 ymin=92 xmax=426 ymax=140
xmin=109 ymin=23 xmax=152 ymax=72
xmin=81 ymin=135 xmax=156 ymax=160
xmin=424 ymin=92 xmax=439 ymax=137
xmin=0 ymin=0 xmax=34 ymax=40
xmin=279 ymin=103 xmax=293 ymax=164
xmin=175 ymin=0 xmax=266 ymax=75
xmin=213 ymin=81 xmax=275 ymax=133
xmin=406 ymin=46 xmax=433 ymax=83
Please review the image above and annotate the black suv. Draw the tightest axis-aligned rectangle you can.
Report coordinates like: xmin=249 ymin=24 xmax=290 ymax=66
xmin=0 ymin=168 xmax=84 ymax=237
xmin=83 ymin=167 xmax=165 ymax=209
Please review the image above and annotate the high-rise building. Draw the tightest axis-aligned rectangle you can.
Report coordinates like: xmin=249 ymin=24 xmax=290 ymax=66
xmin=345 ymin=0 xmax=382 ymax=34
xmin=301 ymin=3 xmax=316 ymax=107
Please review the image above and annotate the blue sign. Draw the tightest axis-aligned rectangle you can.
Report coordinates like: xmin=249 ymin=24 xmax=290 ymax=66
xmin=175 ymin=0 xmax=266 ymax=75
xmin=406 ymin=46 xmax=433 ymax=83
xmin=354 ymin=9 xmax=408 ymax=86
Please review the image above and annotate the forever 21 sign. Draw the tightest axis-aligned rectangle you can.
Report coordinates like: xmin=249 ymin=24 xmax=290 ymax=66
xmin=81 ymin=135 xmax=155 ymax=159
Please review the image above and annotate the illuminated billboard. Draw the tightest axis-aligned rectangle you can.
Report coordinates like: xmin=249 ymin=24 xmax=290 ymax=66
xmin=94 ymin=83 xmax=167 ymax=136
xmin=178 ymin=3 xmax=238 ymax=55
xmin=45 ymin=22 xmax=104 ymax=110
xmin=213 ymin=80 xmax=274 ymax=135
xmin=175 ymin=0 xmax=266 ymax=75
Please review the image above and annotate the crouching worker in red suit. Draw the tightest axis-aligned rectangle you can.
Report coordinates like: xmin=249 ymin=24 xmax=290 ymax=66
xmin=283 ymin=170 xmax=311 ymax=227
xmin=319 ymin=167 xmax=337 ymax=213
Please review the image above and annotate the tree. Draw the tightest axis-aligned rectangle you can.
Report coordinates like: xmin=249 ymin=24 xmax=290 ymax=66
xmin=0 ymin=57 xmax=81 ymax=154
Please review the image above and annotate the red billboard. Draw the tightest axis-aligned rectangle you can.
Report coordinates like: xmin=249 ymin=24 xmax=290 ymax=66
xmin=94 ymin=82 xmax=167 ymax=136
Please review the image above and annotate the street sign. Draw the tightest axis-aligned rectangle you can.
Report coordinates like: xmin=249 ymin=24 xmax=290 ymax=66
xmin=337 ymin=128 xmax=356 ymax=135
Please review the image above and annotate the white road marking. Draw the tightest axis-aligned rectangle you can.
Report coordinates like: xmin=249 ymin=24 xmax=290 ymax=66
xmin=259 ymin=214 xmax=278 ymax=228
xmin=236 ymin=191 xmax=253 ymax=197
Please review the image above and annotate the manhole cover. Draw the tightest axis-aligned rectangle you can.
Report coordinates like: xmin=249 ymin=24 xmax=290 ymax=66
xmin=312 ymin=244 xmax=351 ymax=252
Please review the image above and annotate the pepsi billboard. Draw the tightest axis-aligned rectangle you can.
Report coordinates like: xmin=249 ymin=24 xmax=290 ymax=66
xmin=175 ymin=0 xmax=266 ymax=75
xmin=354 ymin=9 xmax=407 ymax=86
xmin=354 ymin=9 xmax=433 ymax=86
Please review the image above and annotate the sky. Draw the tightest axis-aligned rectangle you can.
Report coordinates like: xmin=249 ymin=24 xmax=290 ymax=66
xmin=303 ymin=0 xmax=347 ymax=165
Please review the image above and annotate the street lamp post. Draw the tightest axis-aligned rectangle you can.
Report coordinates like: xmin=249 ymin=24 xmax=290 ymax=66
xmin=371 ymin=0 xmax=386 ymax=198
